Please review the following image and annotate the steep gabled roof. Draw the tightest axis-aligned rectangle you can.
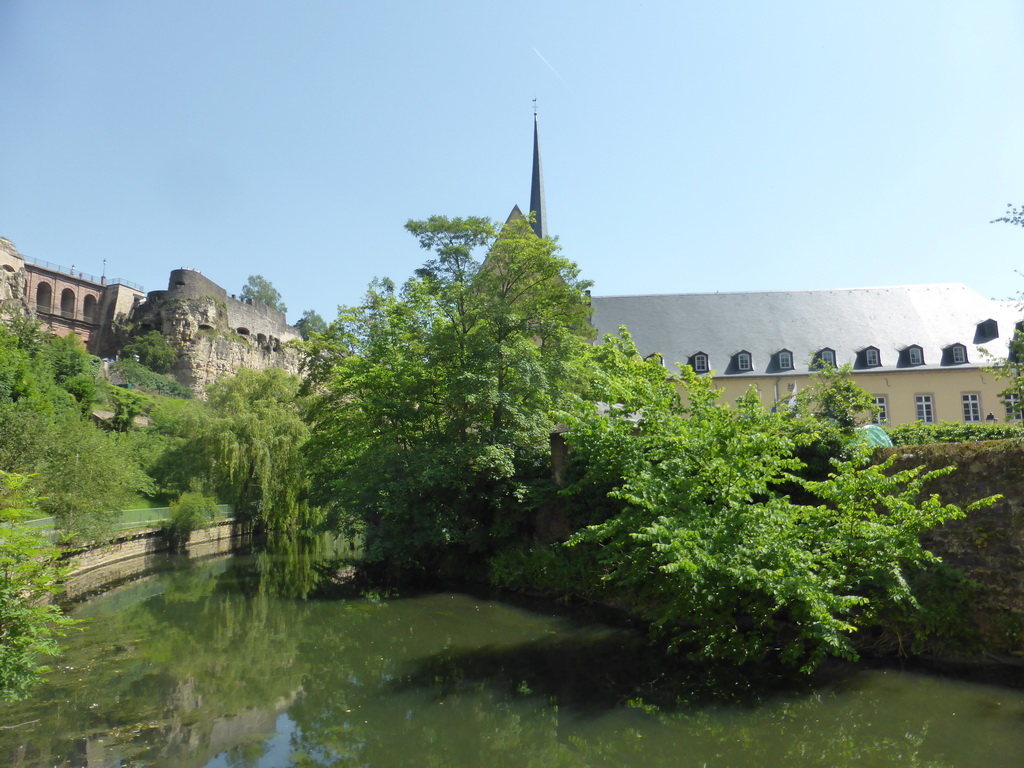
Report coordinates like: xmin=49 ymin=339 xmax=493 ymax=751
xmin=590 ymin=283 xmax=1020 ymax=375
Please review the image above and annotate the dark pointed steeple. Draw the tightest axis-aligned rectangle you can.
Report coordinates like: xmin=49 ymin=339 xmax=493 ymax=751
xmin=529 ymin=113 xmax=548 ymax=239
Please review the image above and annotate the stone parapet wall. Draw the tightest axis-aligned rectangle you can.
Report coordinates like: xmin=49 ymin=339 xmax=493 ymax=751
xmin=878 ymin=441 xmax=1024 ymax=658
xmin=61 ymin=519 xmax=250 ymax=600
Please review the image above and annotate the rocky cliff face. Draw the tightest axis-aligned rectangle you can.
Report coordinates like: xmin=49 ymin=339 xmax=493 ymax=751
xmin=0 ymin=237 xmax=30 ymax=314
xmin=129 ymin=270 xmax=303 ymax=395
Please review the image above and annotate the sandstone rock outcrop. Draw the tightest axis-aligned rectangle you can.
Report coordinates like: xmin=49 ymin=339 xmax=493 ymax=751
xmin=129 ymin=269 xmax=302 ymax=395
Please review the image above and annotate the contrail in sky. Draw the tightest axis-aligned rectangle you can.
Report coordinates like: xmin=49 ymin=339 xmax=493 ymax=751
xmin=533 ymin=47 xmax=572 ymax=91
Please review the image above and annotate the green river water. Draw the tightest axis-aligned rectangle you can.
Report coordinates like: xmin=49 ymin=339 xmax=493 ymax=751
xmin=2 ymin=549 xmax=1024 ymax=767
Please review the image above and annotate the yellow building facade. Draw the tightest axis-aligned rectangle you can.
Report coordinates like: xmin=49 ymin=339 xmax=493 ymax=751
xmin=590 ymin=283 xmax=1021 ymax=426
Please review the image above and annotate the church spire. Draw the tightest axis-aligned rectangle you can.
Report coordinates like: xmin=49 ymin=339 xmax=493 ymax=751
xmin=529 ymin=111 xmax=548 ymax=239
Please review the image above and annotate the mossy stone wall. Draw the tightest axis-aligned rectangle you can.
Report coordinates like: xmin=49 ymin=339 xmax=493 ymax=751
xmin=878 ymin=441 xmax=1024 ymax=658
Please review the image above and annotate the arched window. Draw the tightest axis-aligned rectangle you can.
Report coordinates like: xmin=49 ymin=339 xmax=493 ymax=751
xmin=60 ymin=288 xmax=76 ymax=319
xmin=36 ymin=283 xmax=52 ymax=314
xmin=83 ymin=294 xmax=98 ymax=323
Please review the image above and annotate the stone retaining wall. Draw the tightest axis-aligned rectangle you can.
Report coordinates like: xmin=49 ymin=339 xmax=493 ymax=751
xmin=61 ymin=519 xmax=251 ymax=601
xmin=878 ymin=441 xmax=1024 ymax=659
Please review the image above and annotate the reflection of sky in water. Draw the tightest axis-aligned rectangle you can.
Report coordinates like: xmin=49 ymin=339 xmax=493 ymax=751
xmin=203 ymin=713 xmax=297 ymax=768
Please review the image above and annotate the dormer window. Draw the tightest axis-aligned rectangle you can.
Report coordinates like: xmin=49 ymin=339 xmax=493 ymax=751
xmin=907 ymin=345 xmax=924 ymax=366
xmin=736 ymin=351 xmax=752 ymax=372
xmin=947 ymin=343 xmax=967 ymax=365
xmin=863 ymin=346 xmax=881 ymax=367
xmin=815 ymin=348 xmax=837 ymax=369
xmin=692 ymin=352 xmax=709 ymax=374
xmin=976 ymin=319 xmax=999 ymax=342
xmin=777 ymin=349 xmax=793 ymax=370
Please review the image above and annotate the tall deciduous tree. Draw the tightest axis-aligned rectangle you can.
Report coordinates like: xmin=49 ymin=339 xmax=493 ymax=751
xmin=303 ymin=215 xmax=593 ymax=577
xmin=240 ymin=274 xmax=287 ymax=313
xmin=293 ymin=309 xmax=327 ymax=340
xmin=558 ymin=332 xmax=993 ymax=671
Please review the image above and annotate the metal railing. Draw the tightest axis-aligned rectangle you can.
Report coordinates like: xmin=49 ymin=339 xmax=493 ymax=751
xmin=108 ymin=277 xmax=144 ymax=291
xmin=25 ymin=257 xmax=145 ymax=292
xmin=24 ymin=504 xmax=235 ymax=541
xmin=26 ymin=256 xmax=103 ymax=284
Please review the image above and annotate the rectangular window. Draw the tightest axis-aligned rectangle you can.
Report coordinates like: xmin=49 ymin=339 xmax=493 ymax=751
xmin=909 ymin=347 xmax=923 ymax=365
xmin=1007 ymin=393 xmax=1022 ymax=421
xmin=961 ymin=393 xmax=981 ymax=422
xmin=952 ymin=346 xmax=966 ymax=364
xmin=865 ymin=348 xmax=880 ymax=367
xmin=915 ymin=395 xmax=934 ymax=424
xmin=693 ymin=354 xmax=708 ymax=373
xmin=778 ymin=351 xmax=792 ymax=369
xmin=872 ymin=395 xmax=888 ymax=425
xmin=737 ymin=353 xmax=752 ymax=372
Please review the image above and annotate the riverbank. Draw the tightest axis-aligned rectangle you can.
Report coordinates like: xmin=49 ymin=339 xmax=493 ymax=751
xmin=58 ymin=519 xmax=253 ymax=601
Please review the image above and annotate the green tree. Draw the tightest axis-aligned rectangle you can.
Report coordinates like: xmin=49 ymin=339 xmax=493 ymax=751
xmin=122 ymin=330 xmax=177 ymax=373
xmin=42 ymin=333 xmax=96 ymax=385
xmin=107 ymin=385 xmax=150 ymax=432
xmin=303 ymin=215 xmax=593 ymax=577
xmin=240 ymin=274 xmax=287 ymax=313
xmin=155 ymin=368 xmax=315 ymax=533
xmin=0 ymin=325 xmax=155 ymax=542
xmin=795 ymin=362 xmax=877 ymax=430
xmin=38 ymin=416 xmax=156 ymax=541
xmin=293 ymin=309 xmax=327 ymax=340
xmin=558 ymin=332 xmax=993 ymax=672
xmin=0 ymin=472 xmax=77 ymax=701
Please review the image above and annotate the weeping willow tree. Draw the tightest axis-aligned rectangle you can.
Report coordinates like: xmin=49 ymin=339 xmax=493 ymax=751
xmin=152 ymin=368 xmax=319 ymax=533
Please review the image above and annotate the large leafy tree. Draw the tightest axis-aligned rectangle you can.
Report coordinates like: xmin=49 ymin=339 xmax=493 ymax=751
xmin=293 ymin=309 xmax=327 ymax=340
xmin=0 ymin=324 xmax=153 ymax=542
xmin=240 ymin=274 xmax=287 ymax=313
xmin=303 ymin=215 xmax=593 ymax=577
xmin=558 ymin=332 xmax=991 ymax=671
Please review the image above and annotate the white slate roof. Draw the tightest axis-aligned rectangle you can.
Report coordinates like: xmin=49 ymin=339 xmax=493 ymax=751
xmin=589 ymin=284 xmax=1021 ymax=376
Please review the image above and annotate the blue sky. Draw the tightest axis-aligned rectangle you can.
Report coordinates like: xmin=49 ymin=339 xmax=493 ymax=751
xmin=3 ymin=1 xmax=1024 ymax=323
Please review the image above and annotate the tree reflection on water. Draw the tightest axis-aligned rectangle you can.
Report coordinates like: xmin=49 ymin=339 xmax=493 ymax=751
xmin=1 ymin=542 xmax=1021 ymax=767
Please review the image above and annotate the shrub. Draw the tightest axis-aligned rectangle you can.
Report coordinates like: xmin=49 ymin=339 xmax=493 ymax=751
xmin=110 ymin=359 xmax=193 ymax=399
xmin=886 ymin=421 xmax=1024 ymax=446
xmin=163 ymin=492 xmax=218 ymax=550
